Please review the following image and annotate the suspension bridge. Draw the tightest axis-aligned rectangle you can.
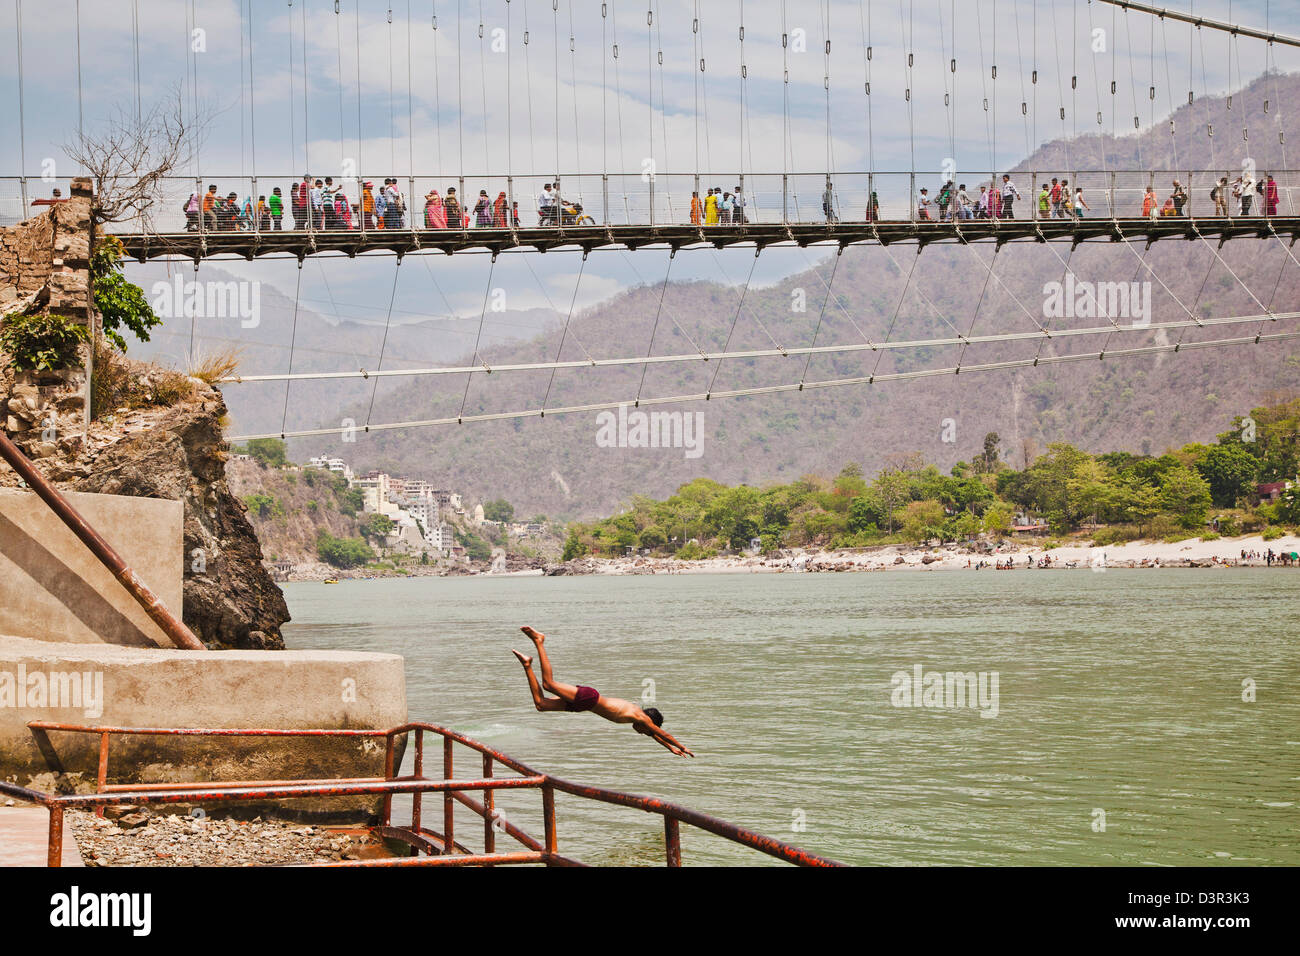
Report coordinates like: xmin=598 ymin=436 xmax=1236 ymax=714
xmin=4 ymin=0 xmax=1300 ymax=443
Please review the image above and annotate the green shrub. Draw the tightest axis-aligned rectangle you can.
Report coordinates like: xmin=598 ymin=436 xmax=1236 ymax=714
xmin=1091 ymin=525 xmax=1141 ymax=546
xmin=1240 ymin=512 xmax=1266 ymax=533
xmin=1200 ymin=532 xmax=1220 ymax=541
xmin=1262 ymin=526 xmax=1285 ymax=541
xmin=317 ymin=530 xmax=374 ymax=569
xmin=675 ymin=542 xmax=717 ymax=560
xmin=1 ymin=313 xmax=88 ymax=371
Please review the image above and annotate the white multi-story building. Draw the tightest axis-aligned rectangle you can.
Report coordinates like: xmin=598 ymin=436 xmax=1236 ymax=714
xmin=405 ymin=497 xmax=436 ymax=530
xmin=424 ymin=523 xmax=454 ymax=554
xmin=308 ymin=456 xmax=354 ymax=482
xmin=355 ymin=473 xmax=403 ymax=517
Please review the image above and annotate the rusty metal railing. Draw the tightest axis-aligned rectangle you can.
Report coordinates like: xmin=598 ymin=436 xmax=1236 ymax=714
xmin=5 ymin=721 xmax=841 ymax=867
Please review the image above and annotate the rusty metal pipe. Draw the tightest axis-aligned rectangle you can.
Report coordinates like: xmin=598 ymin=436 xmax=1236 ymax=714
xmin=664 ymin=817 xmax=681 ymax=867
xmin=451 ymin=788 xmax=542 ymax=854
xmin=542 ymin=783 xmax=557 ymax=860
xmin=309 ymin=851 xmax=546 ymax=867
xmin=482 ymin=754 xmax=495 ymax=854
xmin=412 ymin=728 xmax=423 ymax=835
xmin=95 ymin=732 xmax=110 ymax=818
xmin=0 ymin=431 xmax=204 ymax=650
xmin=442 ymin=736 xmax=454 ymax=854
xmin=47 ymin=806 xmax=64 ymax=868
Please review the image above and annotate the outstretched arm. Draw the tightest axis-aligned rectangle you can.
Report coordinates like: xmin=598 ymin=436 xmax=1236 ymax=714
xmin=642 ymin=720 xmax=694 ymax=757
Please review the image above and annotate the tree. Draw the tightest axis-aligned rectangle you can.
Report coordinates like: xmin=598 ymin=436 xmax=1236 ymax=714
xmin=91 ymin=237 xmax=161 ymax=350
xmin=64 ymin=88 xmax=203 ymax=230
xmin=456 ymin=530 xmax=493 ymax=562
xmin=982 ymin=503 xmax=1014 ymax=536
xmin=244 ymin=438 xmax=288 ymax=468
xmin=1158 ymin=466 xmax=1213 ymax=529
xmin=974 ymin=432 xmax=1001 ymax=474
xmin=873 ymin=469 xmax=913 ymax=534
xmin=1196 ymin=444 xmax=1260 ymax=507
xmin=241 ymin=493 xmax=277 ymax=519
xmin=900 ymin=500 xmax=947 ymax=544
xmin=360 ymin=513 xmax=395 ymax=540
xmin=561 ymin=531 xmax=588 ymax=562
xmin=847 ymin=493 xmax=884 ymax=533
xmin=316 ymin=531 xmax=374 ymax=569
xmin=483 ymin=498 xmax=515 ymax=523
xmin=638 ymin=526 xmax=667 ymax=550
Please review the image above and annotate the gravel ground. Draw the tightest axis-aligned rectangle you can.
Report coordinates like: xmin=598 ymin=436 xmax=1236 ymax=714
xmin=67 ymin=808 xmax=390 ymax=867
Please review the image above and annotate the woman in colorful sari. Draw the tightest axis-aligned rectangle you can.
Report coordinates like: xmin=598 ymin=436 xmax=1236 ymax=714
xmin=494 ymin=191 xmax=509 ymax=227
xmin=425 ymin=189 xmax=447 ymax=228
xmin=1264 ymin=175 xmax=1280 ymax=217
xmin=474 ymin=190 xmax=492 ymax=226
xmin=704 ymin=189 xmax=719 ymax=224
xmin=690 ymin=191 xmax=703 ymax=224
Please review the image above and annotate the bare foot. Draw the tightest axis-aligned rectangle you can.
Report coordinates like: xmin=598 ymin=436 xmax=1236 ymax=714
xmin=520 ymin=625 xmax=545 ymax=645
xmin=511 ymin=649 xmax=532 ymax=667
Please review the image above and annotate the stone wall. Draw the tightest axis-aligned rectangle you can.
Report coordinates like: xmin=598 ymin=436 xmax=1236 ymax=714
xmin=0 ymin=177 xmax=94 ymax=326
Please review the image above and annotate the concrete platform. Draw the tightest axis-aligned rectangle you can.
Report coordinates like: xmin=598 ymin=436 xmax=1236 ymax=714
xmin=0 ymin=805 xmax=82 ymax=866
xmin=1 ymin=634 xmax=408 ymax=820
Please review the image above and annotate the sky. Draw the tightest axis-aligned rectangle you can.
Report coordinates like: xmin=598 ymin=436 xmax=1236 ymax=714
xmin=4 ymin=0 xmax=1300 ymax=332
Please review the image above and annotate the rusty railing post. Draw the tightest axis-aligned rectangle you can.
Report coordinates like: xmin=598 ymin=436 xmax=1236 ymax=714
xmin=412 ymin=728 xmax=423 ymax=838
xmin=0 ymin=432 xmax=204 ymax=650
xmin=482 ymin=754 xmax=495 ymax=854
xmin=381 ymin=733 xmax=395 ymax=826
xmin=95 ymin=732 xmax=110 ymax=818
xmin=443 ymin=736 xmax=454 ymax=854
xmin=542 ymin=782 xmax=557 ymax=861
xmin=47 ymin=805 xmax=64 ymax=868
xmin=664 ymin=816 xmax=681 ymax=867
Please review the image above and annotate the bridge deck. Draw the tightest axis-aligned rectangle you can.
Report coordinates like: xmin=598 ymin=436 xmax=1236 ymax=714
xmin=114 ymin=216 xmax=1300 ymax=262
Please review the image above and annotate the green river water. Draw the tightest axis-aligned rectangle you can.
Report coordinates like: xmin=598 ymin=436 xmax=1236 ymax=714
xmin=282 ymin=569 xmax=1298 ymax=866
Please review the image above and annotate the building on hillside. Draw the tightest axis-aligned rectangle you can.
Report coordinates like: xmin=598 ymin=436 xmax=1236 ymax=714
xmin=404 ymin=498 xmax=436 ymax=530
xmin=384 ymin=520 xmax=426 ymax=555
xmin=355 ymin=473 xmax=402 ymax=517
xmin=404 ymin=479 xmax=433 ymax=500
xmin=430 ymin=489 xmax=463 ymax=513
xmin=472 ymin=503 xmax=485 ymax=526
xmin=424 ymin=523 xmax=454 ymax=554
xmin=1257 ymin=481 xmax=1289 ymax=503
xmin=307 ymin=456 xmax=354 ymax=482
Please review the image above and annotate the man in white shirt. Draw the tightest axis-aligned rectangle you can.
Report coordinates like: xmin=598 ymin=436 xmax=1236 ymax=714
xmin=1239 ymin=172 xmax=1256 ymax=215
xmin=1000 ymin=175 xmax=1022 ymax=219
xmin=309 ymin=179 xmax=325 ymax=230
xmin=538 ymin=183 xmax=556 ymax=225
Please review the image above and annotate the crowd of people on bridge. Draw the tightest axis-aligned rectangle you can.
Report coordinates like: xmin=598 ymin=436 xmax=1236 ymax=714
xmin=180 ymin=169 xmax=1286 ymax=233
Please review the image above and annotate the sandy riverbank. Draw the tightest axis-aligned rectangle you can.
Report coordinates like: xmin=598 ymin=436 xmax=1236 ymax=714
xmin=546 ymin=533 xmax=1300 ymax=575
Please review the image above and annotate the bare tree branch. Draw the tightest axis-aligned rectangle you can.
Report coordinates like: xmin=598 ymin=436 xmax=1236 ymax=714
xmin=63 ymin=86 xmax=211 ymax=229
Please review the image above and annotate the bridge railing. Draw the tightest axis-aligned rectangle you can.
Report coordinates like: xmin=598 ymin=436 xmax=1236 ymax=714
xmin=3 ymin=170 xmax=1295 ymax=234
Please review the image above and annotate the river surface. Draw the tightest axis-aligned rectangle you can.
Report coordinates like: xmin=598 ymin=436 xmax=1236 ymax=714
xmin=281 ymin=569 xmax=1299 ymax=866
